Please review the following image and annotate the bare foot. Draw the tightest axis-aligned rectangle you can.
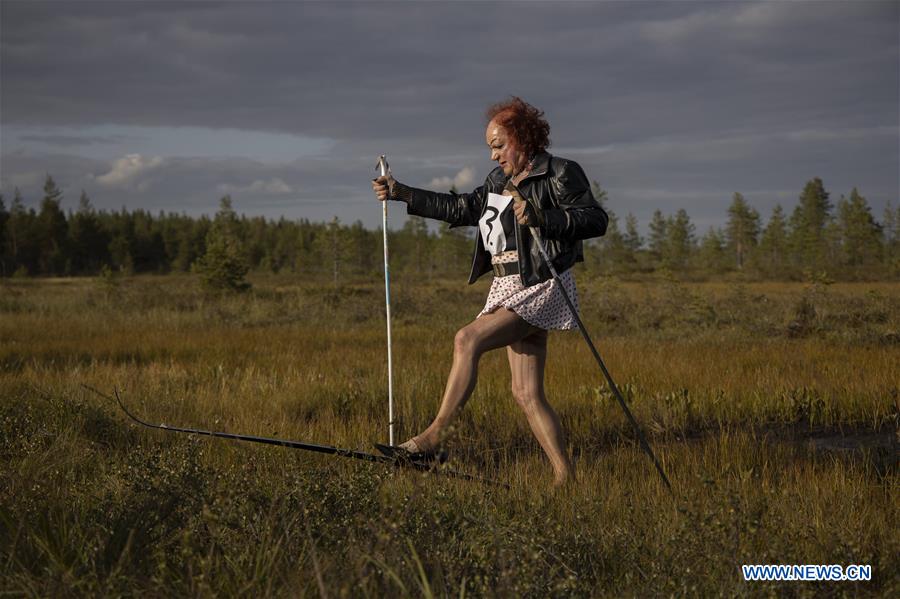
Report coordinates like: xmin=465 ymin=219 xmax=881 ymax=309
xmin=407 ymin=429 xmax=443 ymax=452
xmin=398 ymin=436 xmax=424 ymax=453
xmin=552 ymin=470 xmax=576 ymax=488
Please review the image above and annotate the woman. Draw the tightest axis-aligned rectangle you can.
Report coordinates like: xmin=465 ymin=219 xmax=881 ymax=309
xmin=371 ymin=97 xmax=608 ymax=485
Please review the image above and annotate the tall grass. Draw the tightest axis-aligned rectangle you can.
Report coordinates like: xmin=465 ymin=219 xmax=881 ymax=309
xmin=1 ymin=274 xmax=897 ymax=596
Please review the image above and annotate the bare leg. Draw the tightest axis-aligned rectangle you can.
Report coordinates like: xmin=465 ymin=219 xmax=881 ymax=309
xmin=507 ymin=329 xmax=575 ymax=486
xmin=413 ymin=308 xmax=538 ymax=450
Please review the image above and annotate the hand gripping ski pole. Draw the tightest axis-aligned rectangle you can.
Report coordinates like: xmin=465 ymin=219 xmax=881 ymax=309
xmin=376 ymin=155 xmax=395 ymax=446
xmin=512 ymin=186 xmax=674 ymax=493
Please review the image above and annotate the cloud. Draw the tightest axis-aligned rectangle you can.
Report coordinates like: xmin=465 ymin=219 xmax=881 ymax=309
xmin=638 ymin=2 xmax=878 ymax=46
xmin=428 ymin=167 xmax=476 ymax=191
xmin=1 ymin=2 xmax=895 ymax=234
xmin=217 ymin=177 xmax=293 ymax=195
xmin=639 ymin=10 xmax=720 ymax=44
xmin=93 ymin=153 xmax=163 ymax=190
xmin=783 ymin=125 xmax=899 ymax=143
xmin=19 ymin=133 xmax=136 ymax=147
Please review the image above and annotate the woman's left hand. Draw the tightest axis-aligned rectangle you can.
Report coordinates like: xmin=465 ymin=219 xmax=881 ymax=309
xmin=513 ymin=193 xmax=544 ymax=227
xmin=507 ymin=182 xmax=544 ymax=227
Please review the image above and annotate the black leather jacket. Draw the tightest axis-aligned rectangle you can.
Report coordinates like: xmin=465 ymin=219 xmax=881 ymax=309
xmin=391 ymin=151 xmax=608 ymax=287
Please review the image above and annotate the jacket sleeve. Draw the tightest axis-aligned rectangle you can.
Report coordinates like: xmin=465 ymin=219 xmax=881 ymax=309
xmin=391 ymin=180 xmax=486 ymax=228
xmin=540 ymin=160 xmax=608 ymax=241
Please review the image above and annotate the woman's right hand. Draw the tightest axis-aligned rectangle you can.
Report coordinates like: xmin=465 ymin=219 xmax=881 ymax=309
xmin=372 ymin=174 xmax=396 ymax=202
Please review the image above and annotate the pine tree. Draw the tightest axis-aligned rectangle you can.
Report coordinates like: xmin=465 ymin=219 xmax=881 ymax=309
xmin=836 ymin=187 xmax=882 ymax=269
xmin=759 ymin=204 xmax=788 ymax=277
xmin=824 ymin=218 xmax=842 ymax=274
xmin=348 ymin=219 xmax=375 ymax=276
xmin=663 ymin=209 xmax=695 ymax=271
xmin=623 ymin=213 xmax=643 ymax=253
xmin=129 ymin=209 xmax=166 ymax=273
xmin=160 ymin=214 xmax=199 ymax=272
xmin=327 ymin=216 xmax=342 ymax=286
xmin=242 ymin=215 xmax=269 ymax=270
xmin=725 ymin=192 xmax=760 ymax=270
xmin=312 ymin=216 xmax=352 ymax=287
xmin=591 ymin=180 xmax=609 ymax=208
xmin=69 ymin=191 xmax=109 ymax=274
xmin=270 ymin=219 xmax=300 ymax=273
xmin=648 ymin=209 xmax=667 ymax=262
xmin=37 ymin=175 xmax=69 ymax=275
xmin=0 ymin=194 xmax=7 ymax=276
xmin=5 ymin=188 xmax=36 ymax=275
xmin=883 ymin=201 xmax=900 ymax=272
xmin=107 ymin=207 xmax=136 ymax=274
xmin=698 ymin=227 xmax=728 ymax=274
xmin=789 ymin=177 xmax=832 ymax=270
xmin=108 ymin=235 xmax=134 ymax=274
xmin=401 ymin=215 xmax=431 ymax=275
xmin=595 ymin=208 xmax=629 ymax=273
xmin=193 ymin=196 xmax=251 ymax=291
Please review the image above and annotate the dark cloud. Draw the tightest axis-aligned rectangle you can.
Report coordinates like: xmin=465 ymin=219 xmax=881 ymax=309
xmin=1 ymin=1 xmax=897 ymax=232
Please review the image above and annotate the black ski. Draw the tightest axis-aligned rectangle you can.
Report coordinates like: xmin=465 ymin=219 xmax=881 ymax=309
xmin=81 ymin=384 xmax=506 ymax=487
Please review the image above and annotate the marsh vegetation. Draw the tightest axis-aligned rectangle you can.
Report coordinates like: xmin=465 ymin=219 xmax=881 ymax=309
xmin=1 ymin=273 xmax=897 ymax=596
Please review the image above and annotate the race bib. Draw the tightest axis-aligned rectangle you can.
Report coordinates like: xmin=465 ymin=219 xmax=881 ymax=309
xmin=479 ymin=192 xmax=514 ymax=255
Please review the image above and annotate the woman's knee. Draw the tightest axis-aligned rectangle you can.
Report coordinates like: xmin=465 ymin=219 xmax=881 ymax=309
xmin=511 ymin=385 xmax=543 ymax=411
xmin=453 ymin=326 xmax=480 ymax=356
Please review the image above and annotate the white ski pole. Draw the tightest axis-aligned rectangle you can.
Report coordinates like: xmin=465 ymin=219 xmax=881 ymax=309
xmin=376 ymin=155 xmax=395 ymax=446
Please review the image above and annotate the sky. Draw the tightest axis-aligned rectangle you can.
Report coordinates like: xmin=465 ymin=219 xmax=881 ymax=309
xmin=1 ymin=0 xmax=898 ymax=236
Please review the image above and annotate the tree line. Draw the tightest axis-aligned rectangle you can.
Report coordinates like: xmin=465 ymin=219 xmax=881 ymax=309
xmin=593 ymin=178 xmax=897 ymax=279
xmin=0 ymin=175 xmax=897 ymax=283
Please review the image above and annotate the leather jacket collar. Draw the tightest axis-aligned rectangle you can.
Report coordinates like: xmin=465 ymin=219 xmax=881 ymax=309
xmin=486 ymin=150 xmax=551 ymax=188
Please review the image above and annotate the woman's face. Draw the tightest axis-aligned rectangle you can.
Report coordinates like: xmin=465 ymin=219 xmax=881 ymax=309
xmin=485 ymin=118 xmax=528 ymax=177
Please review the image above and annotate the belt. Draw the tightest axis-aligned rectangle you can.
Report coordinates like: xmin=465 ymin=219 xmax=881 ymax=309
xmin=492 ymin=261 xmax=519 ymax=277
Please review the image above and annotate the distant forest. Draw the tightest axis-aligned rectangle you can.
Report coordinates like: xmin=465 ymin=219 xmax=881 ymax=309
xmin=1 ymin=175 xmax=897 ymax=281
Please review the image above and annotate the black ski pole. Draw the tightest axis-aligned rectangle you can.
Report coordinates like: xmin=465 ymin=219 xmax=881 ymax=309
xmin=81 ymin=384 xmax=507 ymax=488
xmin=518 ymin=213 xmax=674 ymax=494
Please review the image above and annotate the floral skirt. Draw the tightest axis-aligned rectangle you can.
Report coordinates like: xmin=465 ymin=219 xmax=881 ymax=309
xmin=477 ymin=253 xmax=580 ymax=330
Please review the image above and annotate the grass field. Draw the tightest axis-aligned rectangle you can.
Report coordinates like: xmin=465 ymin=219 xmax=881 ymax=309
xmin=1 ymin=272 xmax=897 ymax=597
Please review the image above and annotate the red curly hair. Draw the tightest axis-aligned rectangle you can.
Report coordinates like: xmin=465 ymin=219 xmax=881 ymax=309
xmin=485 ymin=96 xmax=551 ymax=158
